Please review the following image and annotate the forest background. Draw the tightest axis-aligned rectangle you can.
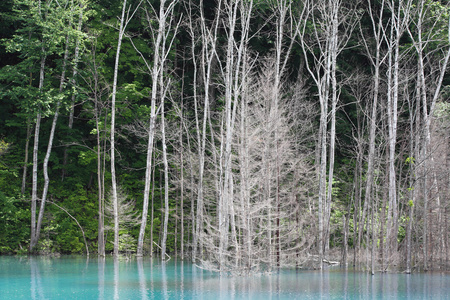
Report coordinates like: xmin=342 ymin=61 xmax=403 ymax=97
xmin=0 ymin=0 xmax=449 ymax=274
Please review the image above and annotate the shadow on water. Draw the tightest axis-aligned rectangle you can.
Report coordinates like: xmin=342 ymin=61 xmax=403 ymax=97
xmin=0 ymin=256 xmax=449 ymax=299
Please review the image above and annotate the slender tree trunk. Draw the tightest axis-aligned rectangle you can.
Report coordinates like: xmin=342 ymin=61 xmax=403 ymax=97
xmin=22 ymin=120 xmax=32 ymax=195
xmin=239 ymin=74 xmax=251 ymax=269
xmin=385 ymin=8 xmax=400 ymax=264
xmin=410 ymin=6 xmax=450 ymax=270
xmin=136 ymin=0 xmax=176 ymax=257
xmin=381 ymin=144 xmax=389 ymax=271
xmin=161 ymin=92 xmax=170 ymax=260
xmin=110 ymin=0 xmax=128 ymax=257
xmin=324 ymin=0 xmax=339 ymax=255
xmin=371 ymin=189 xmax=377 ymax=275
xmin=352 ymin=172 xmax=358 ymax=267
xmin=317 ymin=91 xmax=327 ymax=269
xmin=30 ymin=51 xmax=46 ymax=252
xmin=190 ymin=0 xmax=221 ymax=261
xmin=343 ymin=215 xmax=348 ymax=267
xmin=91 ymin=49 xmax=106 ymax=256
xmin=36 ymin=19 xmax=74 ymax=245
xmin=96 ymin=109 xmax=105 ymax=256
xmin=108 ymin=0 xmax=143 ymax=256
xmin=101 ymin=111 xmax=108 ymax=254
xmin=219 ymin=0 xmax=252 ymax=270
xmin=297 ymin=0 xmax=355 ymax=268
xmin=150 ymin=161 xmax=156 ymax=256
xmin=35 ymin=101 xmax=61 ymax=246
xmin=180 ymin=118 xmax=184 ymax=259
xmin=219 ymin=0 xmax=239 ymax=270
xmin=272 ymin=0 xmax=295 ymax=268
xmin=136 ymin=95 xmax=156 ymax=256
xmin=359 ymin=0 xmax=384 ymax=261
xmin=158 ymin=171 xmax=163 ymax=252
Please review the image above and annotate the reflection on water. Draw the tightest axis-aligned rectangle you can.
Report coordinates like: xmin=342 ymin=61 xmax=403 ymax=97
xmin=161 ymin=261 xmax=168 ymax=299
xmin=30 ymin=257 xmax=45 ymax=300
xmin=0 ymin=256 xmax=449 ymax=299
xmin=98 ymin=257 xmax=104 ymax=300
xmin=137 ymin=257 xmax=147 ymax=300
xmin=113 ymin=257 xmax=119 ymax=300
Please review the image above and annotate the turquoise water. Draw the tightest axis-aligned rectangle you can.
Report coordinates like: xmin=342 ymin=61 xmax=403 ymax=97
xmin=0 ymin=256 xmax=449 ymax=299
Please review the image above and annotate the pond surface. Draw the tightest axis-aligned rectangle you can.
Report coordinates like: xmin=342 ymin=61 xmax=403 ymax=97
xmin=0 ymin=256 xmax=448 ymax=299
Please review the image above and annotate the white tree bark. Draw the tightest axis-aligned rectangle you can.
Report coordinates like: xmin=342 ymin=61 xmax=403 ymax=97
xmin=35 ymin=5 xmax=77 ymax=246
xmin=324 ymin=0 xmax=339 ymax=253
xmin=30 ymin=48 xmax=46 ymax=251
xmin=407 ymin=2 xmax=450 ymax=270
xmin=110 ymin=0 xmax=128 ymax=257
xmin=358 ymin=0 xmax=386 ymax=267
xmin=297 ymin=0 xmax=356 ymax=268
xmin=136 ymin=0 xmax=177 ymax=256
xmin=217 ymin=0 xmax=253 ymax=270
xmin=161 ymin=84 xmax=170 ymax=260
xmin=188 ymin=0 xmax=222 ymax=260
xmin=384 ymin=0 xmax=413 ymax=265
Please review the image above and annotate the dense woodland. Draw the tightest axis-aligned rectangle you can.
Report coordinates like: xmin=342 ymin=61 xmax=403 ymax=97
xmin=0 ymin=0 xmax=449 ymax=274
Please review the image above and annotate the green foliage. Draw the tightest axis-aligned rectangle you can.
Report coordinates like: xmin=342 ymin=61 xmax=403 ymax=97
xmin=56 ymin=226 xmax=84 ymax=254
xmin=0 ymin=140 xmax=17 ymax=191
xmin=398 ymin=215 xmax=408 ymax=243
xmin=434 ymin=101 xmax=450 ymax=127
xmin=78 ymin=150 xmax=97 ymax=166
xmin=405 ymin=156 xmax=415 ymax=165
xmin=0 ymin=139 xmax=10 ymax=156
xmin=118 ymin=233 xmax=137 ymax=255
xmin=0 ymin=193 xmax=30 ymax=254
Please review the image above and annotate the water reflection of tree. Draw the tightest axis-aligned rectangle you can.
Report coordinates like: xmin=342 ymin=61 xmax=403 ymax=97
xmin=98 ymin=257 xmax=105 ymax=300
xmin=137 ymin=258 xmax=148 ymax=300
xmin=30 ymin=258 xmax=45 ymax=300
xmin=162 ymin=263 xmax=168 ymax=300
xmin=114 ymin=257 xmax=119 ymax=300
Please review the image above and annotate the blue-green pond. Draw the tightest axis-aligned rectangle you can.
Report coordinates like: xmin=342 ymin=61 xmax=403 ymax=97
xmin=0 ymin=256 xmax=448 ymax=299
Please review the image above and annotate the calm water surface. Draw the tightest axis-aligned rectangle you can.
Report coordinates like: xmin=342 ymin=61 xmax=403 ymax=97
xmin=0 ymin=256 xmax=448 ymax=299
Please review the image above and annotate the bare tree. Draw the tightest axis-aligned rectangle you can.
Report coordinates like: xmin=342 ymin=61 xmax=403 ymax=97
xmin=134 ymin=0 xmax=179 ymax=257
xmin=160 ymin=82 xmax=171 ymax=260
xmin=105 ymin=186 xmax=139 ymax=256
xmin=358 ymin=0 xmax=388 ymax=274
xmin=382 ymin=0 xmax=412 ymax=268
xmin=407 ymin=1 xmax=450 ymax=271
xmin=29 ymin=1 xmax=49 ymax=252
xmin=217 ymin=0 xmax=253 ymax=271
xmin=241 ymin=58 xmax=316 ymax=271
xmin=188 ymin=0 xmax=255 ymax=272
xmin=110 ymin=0 xmax=127 ymax=257
xmin=184 ymin=0 xmax=223 ymax=261
xmin=296 ymin=0 xmax=357 ymax=268
xmin=109 ymin=0 xmax=142 ymax=256
xmin=80 ymin=36 xmax=110 ymax=256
